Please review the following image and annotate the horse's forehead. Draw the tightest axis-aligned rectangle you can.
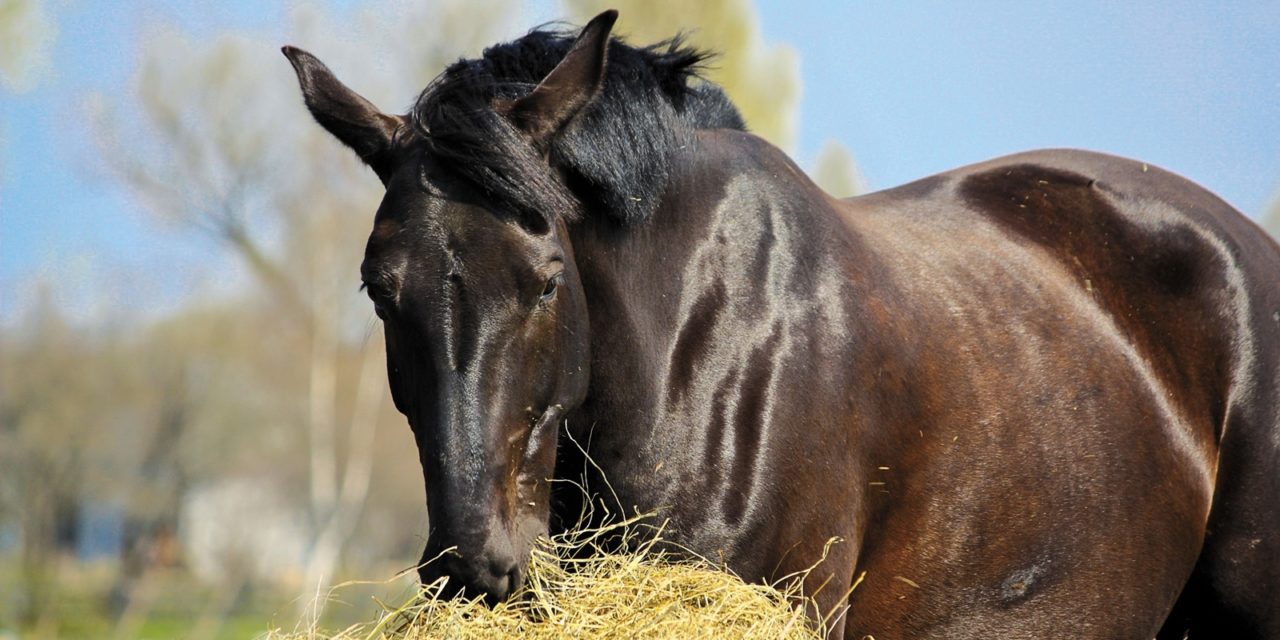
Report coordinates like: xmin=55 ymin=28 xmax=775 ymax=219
xmin=370 ymin=180 xmax=459 ymax=246
xmin=369 ymin=193 xmax=545 ymax=271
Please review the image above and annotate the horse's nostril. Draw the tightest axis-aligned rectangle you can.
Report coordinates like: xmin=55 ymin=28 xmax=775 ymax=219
xmin=476 ymin=557 xmax=521 ymax=602
xmin=491 ymin=561 xmax=514 ymax=587
xmin=506 ymin=567 xmax=522 ymax=596
xmin=419 ymin=544 xmax=522 ymax=603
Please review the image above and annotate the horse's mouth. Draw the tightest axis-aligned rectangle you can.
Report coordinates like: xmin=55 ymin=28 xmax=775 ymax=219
xmin=418 ymin=551 xmax=525 ymax=605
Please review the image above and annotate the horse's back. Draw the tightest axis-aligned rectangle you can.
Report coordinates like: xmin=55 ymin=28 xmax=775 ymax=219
xmin=841 ymin=148 xmax=1280 ymax=637
xmin=855 ymin=148 xmax=1278 ymax=429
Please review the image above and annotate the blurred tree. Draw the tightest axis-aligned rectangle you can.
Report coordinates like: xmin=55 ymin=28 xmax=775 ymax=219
xmin=104 ymin=300 xmax=267 ymax=626
xmin=812 ymin=139 xmax=867 ymax=199
xmin=567 ymin=0 xmax=799 ymax=149
xmin=0 ymin=291 xmax=88 ymax=627
xmin=89 ymin=0 xmax=523 ymax=609
xmin=0 ymin=0 xmax=56 ymax=93
xmin=0 ymin=287 xmax=140 ymax=627
xmin=0 ymin=277 xmax=277 ymax=632
xmin=1264 ymin=194 xmax=1279 ymax=241
xmin=565 ymin=0 xmax=864 ymax=196
xmin=0 ymin=0 xmax=56 ymax=185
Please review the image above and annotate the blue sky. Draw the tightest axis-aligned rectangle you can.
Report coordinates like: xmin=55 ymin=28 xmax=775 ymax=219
xmin=2 ymin=1 xmax=1277 ymax=324
xmin=757 ymin=1 xmax=1279 ymax=214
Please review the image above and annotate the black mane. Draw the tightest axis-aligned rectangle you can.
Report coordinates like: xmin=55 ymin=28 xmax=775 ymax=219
xmin=410 ymin=28 xmax=746 ymax=226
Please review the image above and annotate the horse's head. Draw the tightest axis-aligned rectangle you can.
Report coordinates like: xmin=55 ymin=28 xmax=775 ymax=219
xmin=284 ymin=11 xmax=619 ymax=603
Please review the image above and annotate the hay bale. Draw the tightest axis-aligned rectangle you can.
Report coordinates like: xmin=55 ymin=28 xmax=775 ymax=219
xmin=269 ymin=516 xmax=828 ymax=640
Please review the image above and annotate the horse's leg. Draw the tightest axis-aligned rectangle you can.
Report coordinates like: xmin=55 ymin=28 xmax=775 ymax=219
xmin=1159 ymin=405 xmax=1280 ymax=639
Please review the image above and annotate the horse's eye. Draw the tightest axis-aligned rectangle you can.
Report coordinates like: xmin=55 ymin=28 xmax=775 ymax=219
xmin=540 ymin=274 xmax=561 ymax=302
xmin=362 ymin=281 xmax=394 ymax=317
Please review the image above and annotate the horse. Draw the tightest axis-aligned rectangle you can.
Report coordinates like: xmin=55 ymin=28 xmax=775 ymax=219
xmin=283 ymin=10 xmax=1280 ymax=638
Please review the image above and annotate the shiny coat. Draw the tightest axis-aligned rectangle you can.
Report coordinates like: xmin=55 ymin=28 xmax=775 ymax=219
xmin=285 ymin=11 xmax=1280 ymax=638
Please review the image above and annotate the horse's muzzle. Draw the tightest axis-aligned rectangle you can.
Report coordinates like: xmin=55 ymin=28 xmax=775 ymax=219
xmin=415 ymin=406 xmax=562 ymax=604
xmin=418 ymin=540 xmax=524 ymax=605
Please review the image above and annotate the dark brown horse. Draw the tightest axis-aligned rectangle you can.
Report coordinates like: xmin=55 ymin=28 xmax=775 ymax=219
xmin=283 ymin=11 xmax=1280 ymax=638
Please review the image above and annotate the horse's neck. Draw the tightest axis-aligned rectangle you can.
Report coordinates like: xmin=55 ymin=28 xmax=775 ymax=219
xmin=566 ymin=128 xmax=860 ymax=446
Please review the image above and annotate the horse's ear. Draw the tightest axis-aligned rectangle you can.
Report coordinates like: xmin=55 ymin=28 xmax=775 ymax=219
xmin=503 ymin=10 xmax=618 ymax=145
xmin=282 ymin=46 xmax=405 ymax=184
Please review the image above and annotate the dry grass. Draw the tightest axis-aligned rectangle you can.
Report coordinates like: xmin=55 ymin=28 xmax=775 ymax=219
xmin=267 ymin=512 xmax=837 ymax=640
